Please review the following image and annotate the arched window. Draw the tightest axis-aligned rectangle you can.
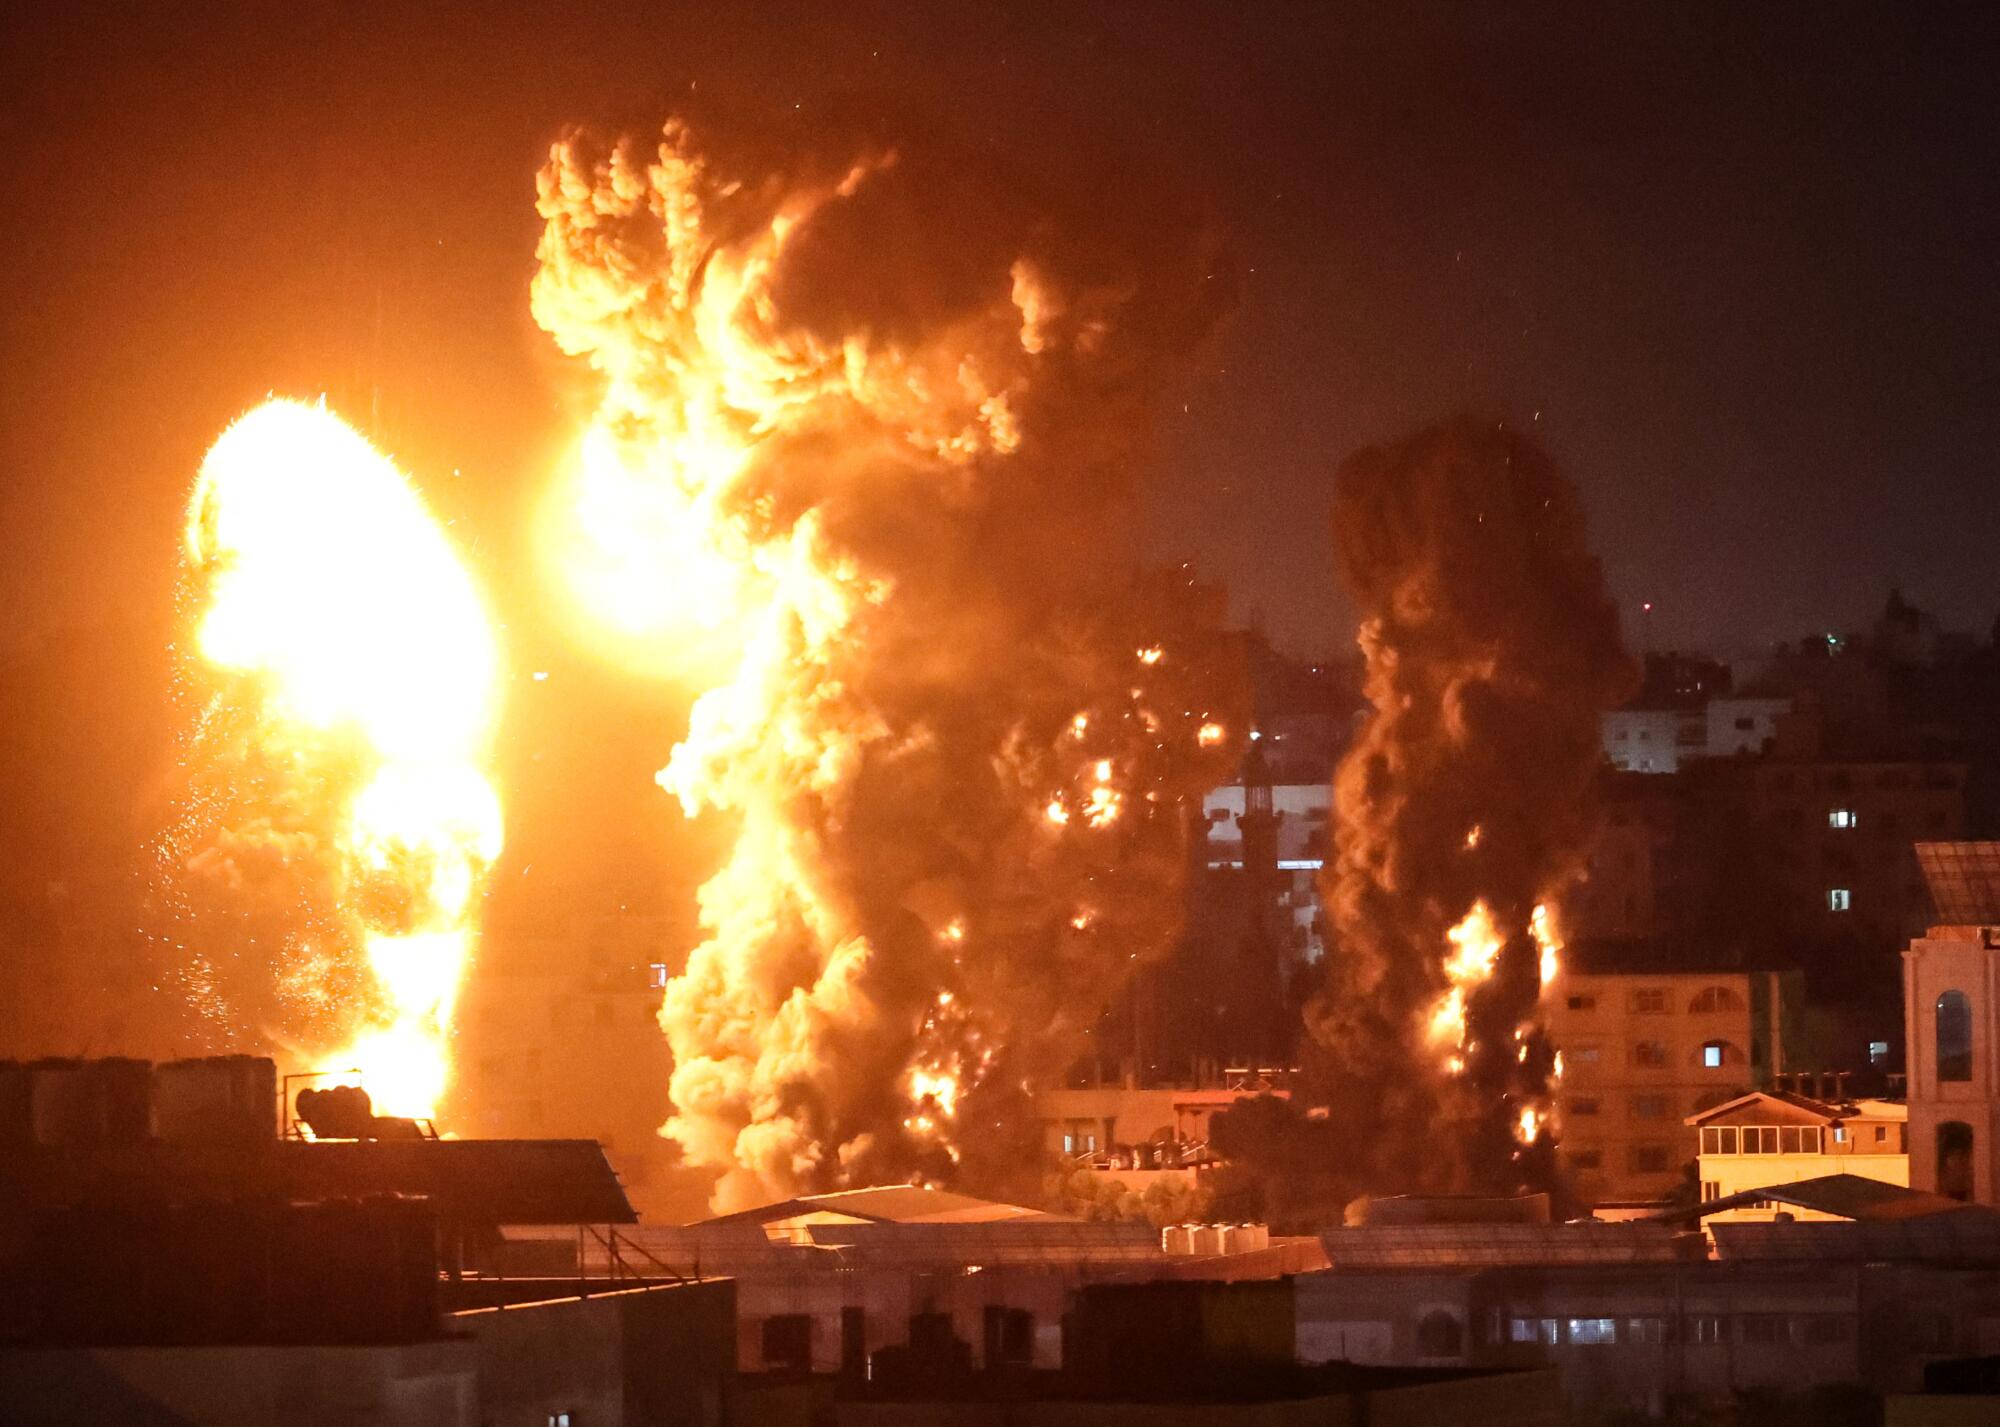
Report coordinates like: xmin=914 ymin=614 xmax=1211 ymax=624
xmin=1937 ymin=992 xmax=1974 ymax=1082
xmin=1939 ymin=1121 xmax=1975 ymax=1202
xmin=1692 ymin=1088 xmax=1736 ymax=1113
xmin=1697 ymin=1039 xmax=1743 ymax=1069
xmin=1416 ymin=1310 xmax=1464 ymax=1358
xmin=1689 ymin=985 xmax=1746 ymax=1014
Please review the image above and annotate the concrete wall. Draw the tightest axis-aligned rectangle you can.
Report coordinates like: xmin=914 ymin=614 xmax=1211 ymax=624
xmin=452 ymin=1279 xmax=735 ymax=1427
xmin=0 ymin=1340 xmax=476 ymax=1427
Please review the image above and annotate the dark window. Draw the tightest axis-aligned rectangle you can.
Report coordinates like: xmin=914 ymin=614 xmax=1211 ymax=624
xmin=1633 ymin=1042 xmax=1668 ymax=1068
xmin=1630 ymin=1144 xmax=1673 ymax=1173
xmin=983 ymin=1306 xmax=1033 ymax=1367
xmin=1629 ymin=989 xmax=1669 ymax=1014
xmin=1567 ymin=1146 xmax=1602 ymax=1169
xmin=1567 ymin=995 xmax=1596 ymax=1011
xmin=1740 ymin=1315 xmax=1785 ymax=1345
xmin=1689 ymin=986 xmax=1746 ymax=1013
xmin=1801 ymin=1315 xmax=1852 ymax=1345
xmin=1632 ymin=1095 xmax=1670 ymax=1120
xmin=1417 ymin=1311 xmax=1464 ymax=1357
xmin=1940 ymin=1121 xmax=1975 ymax=1202
xmin=762 ymin=1314 xmax=813 ymax=1371
xmin=1685 ymin=1315 xmax=1727 ymax=1344
xmin=1700 ymin=1126 xmax=1740 ymax=1155
xmin=1938 ymin=992 xmax=1974 ymax=1082
xmin=1569 ymin=1098 xmax=1601 ymax=1116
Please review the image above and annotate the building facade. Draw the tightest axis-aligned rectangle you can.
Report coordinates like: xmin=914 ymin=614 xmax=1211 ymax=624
xmin=1687 ymin=1090 xmax=1909 ymax=1222
xmin=1546 ymin=970 xmax=1785 ymax=1205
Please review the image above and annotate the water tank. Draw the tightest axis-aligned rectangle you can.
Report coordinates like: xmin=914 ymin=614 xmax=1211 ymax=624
xmin=1161 ymin=1223 xmax=1194 ymax=1254
xmin=1222 ymin=1224 xmax=1255 ymax=1254
xmin=1245 ymin=1222 xmax=1271 ymax=1251
xmin=28 ymin=1058 xmax=90 ymax=1145
xmin=154 ymin=1058 xmax=231 ymax=1142
xmin=156 ymin=1056 xmax=279 ymax=1142
xmin=1189 ymin=1223 xmax=1226 ymax=1255
xmin=88 ymin=1057 xmax=154 ymax=1141
xmin=0 ymin=1060 xmax=31 ymax=1147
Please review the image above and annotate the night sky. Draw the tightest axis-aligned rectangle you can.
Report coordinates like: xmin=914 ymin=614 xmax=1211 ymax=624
xmin=4 ymin=2 xmax=1997 ymax=662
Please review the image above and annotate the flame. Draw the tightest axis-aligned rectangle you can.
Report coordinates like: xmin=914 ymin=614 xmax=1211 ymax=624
xmin=1531 ymin=901 xmax=1562 ymax=987
xmin=184 ymin=400 xmax=503 ymax=1118
xmin=1429 ymin=900 xmax=1501 ymax=1046
xmin=1197 ymin=721 xmax=1226 ymax=748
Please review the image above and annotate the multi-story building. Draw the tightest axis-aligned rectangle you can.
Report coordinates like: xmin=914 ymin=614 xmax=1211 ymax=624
xmin=1686 ymin=1087 xmax=1909 ymax=1222
xmin=1903 ymin=842 xmax=2000 ymax=1205
xmin=1568 ymin=763 xmax=1960 ymax=983
xmin=1546 ymin=967 xmax=1789 ymax=1205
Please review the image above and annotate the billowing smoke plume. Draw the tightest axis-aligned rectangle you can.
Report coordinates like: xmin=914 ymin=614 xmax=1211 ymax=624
xmin=1304 ymin=418 xmax=1633 ymax=1198
xmin=530 ymin=118 xmax=1242 ymax=1209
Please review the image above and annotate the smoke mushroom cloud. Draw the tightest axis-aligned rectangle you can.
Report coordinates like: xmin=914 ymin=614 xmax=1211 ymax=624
xmin=1220 ymin=418 xmax=1633 ymax=1213
xmin=530 ymin=117 xmax=1243 ymax=1209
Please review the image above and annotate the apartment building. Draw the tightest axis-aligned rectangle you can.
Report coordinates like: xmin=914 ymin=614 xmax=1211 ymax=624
xmin=1546 ymin=969 xmax=1787 ymax=1205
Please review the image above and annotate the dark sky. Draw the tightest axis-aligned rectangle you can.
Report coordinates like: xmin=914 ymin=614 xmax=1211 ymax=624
xmin=3 ymin=2 xmax=1997 ymax=663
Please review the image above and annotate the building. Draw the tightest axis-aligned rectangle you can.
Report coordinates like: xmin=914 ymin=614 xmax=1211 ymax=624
xmin=1904 ymin=843 xmax=2000 ymax=1204
xmin=1037 ymin=1082 xmax=1281 ymax=1168
xmin=1687 ymin=1093 xmax=1910 ymax=1222
xmin=1545 ymin=968 xmax=1788 ymax=1205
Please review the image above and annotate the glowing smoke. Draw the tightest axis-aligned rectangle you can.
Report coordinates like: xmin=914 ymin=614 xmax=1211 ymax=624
xmin=167 ymin=399 xmax=503 ymax=1118
xmin=530 ymin=118 xmax=1240 ymax=1208
xmin=1307 ymin=417 xmax=1633 ymax=1196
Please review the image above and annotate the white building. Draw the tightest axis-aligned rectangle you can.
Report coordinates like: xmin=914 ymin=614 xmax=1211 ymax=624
xmin=1903 ymin=842 xmax=2000 ymax=1204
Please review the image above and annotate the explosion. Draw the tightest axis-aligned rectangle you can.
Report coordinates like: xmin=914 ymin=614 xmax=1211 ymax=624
xmin=174 ymin=399 xmax=503 ymax=1119
xmin=1305 ymin=417 xmax=1633 ymax=1196
xmin=531 ymin=118 xmax=1239 ymax=1208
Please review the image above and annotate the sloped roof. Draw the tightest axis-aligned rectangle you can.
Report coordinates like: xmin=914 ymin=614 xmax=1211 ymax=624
xmin=1683 ymin=1088 xmax=1904 ymax=1127
xmin=698 ymin=1184 xmax=1060 ymax=1228
xmin=1685 ymin=1173 xmax=1970 ymax=1224
xmin=1916 ymin=842 xmax=2000 ymax=924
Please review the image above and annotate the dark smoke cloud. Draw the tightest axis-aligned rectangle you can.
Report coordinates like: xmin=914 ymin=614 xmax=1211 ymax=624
xmin=531 ymin=116 xmax=1245 ymax=1208
xmin=1221 ymin=417 xmax=1633 ymax=1213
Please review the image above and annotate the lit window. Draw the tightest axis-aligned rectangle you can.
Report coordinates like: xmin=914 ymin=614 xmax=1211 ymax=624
xmin=647 ymin=962 xmax=669 ymax=988
xmin=1829 ymin=809 xmax=1857 ymax=829
xmin=1828 ymin=888 xmax=1851 ymax=911
xmin=1686 ymin=1315 xmax=1726 ymax=1344
xmin=1703 ymin=1045 xmax=1721 ymax=1068
xmin=1568 ymin=1318 xmax=1617 ymax=1345
xmin=1869 ymin=1040 xmax=1890 ymax=1066
xmin=1626 ymin=1316 xmax=1666 ymax=1344
xmin=1508 ymin=1317 xmax=1557 ymax=1344
xmin=1832 ymin=1125 xmax=1847 ymax=1143
xmin=1700 ymin=1181 xmax=1720 ymax=1202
